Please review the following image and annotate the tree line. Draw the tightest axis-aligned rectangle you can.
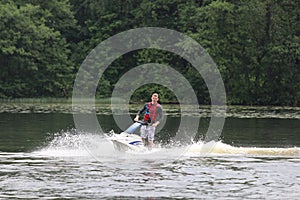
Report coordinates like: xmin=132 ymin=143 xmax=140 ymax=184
xmin=0 ymin=0 xmax=299 ymax=106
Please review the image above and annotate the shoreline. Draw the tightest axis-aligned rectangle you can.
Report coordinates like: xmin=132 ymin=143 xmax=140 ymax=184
xmin=0 ymin=98 xmax=299 ymax=107
xmin=0 ymin=101 xmax=299 ymax=119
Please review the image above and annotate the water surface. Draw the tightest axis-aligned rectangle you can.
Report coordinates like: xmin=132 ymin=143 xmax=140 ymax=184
xmin=0 ymin=105 xmax=299 ymax=199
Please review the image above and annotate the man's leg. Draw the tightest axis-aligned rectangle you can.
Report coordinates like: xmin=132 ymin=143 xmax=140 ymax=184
xmin=148 ymin=140 xmax=154 ymax=150
xmin=147 ymin=126 xmax=156 ymax=150
xmin=140 ymin=125 xmax=147 ymax=146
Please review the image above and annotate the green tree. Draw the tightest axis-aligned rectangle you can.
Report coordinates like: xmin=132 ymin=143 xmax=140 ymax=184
xmin=179 ymin=0 xmax=299 ymax=105
xmin=0 ymin=1 xmax=73 ymax=97
xmin=262 ymin=0 xmax=300 ymax=105
xmin=1 ymin=0 xmax=298 ymax=105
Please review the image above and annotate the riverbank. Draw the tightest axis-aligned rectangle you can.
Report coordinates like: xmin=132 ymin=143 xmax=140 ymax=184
xmin=0 ymin=100 xmax=299 ymax=119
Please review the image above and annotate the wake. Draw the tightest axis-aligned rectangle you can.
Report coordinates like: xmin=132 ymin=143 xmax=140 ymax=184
xmin=33 ymin=129 xmax=300 ymax=161
xmin=188 ymin=141 xmax=300 ymax=157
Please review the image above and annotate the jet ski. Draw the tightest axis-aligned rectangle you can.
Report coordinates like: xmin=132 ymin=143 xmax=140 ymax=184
xmin=108 ymin=121 xmax=148 ymax=152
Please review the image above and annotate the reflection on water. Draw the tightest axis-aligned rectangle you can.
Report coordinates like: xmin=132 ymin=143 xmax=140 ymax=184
xmin=0 ymin=112 xmax=299 ymax=152
xmin=0 ymin=106 xmax=299 ymax=199
xmin=0 ymin=139 xmax=299 ymax=199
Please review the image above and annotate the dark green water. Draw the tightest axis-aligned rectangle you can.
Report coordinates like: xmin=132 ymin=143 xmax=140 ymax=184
xmin=0 ymin=111 xmax=299 ymax=199
xmin=1 ymin=113 xmax=299 ymax=152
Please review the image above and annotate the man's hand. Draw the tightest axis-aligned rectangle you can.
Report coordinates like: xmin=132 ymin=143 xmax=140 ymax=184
xmin=134 ymin=115 xmax=139 ymax=122
xmin=152 ymin=121 xmax=160 ymax=127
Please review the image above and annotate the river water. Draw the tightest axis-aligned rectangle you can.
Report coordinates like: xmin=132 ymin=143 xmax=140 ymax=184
xmin=0 ymin=104 xmax=299 ymax=199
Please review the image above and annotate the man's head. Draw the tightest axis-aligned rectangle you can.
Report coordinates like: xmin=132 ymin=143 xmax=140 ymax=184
xmin=151 ymin=93 xmax=159 ymax=103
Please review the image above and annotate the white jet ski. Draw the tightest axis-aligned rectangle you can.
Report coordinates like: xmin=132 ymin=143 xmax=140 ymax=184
xmin=108 ymin=121 xmax=148 ymax=152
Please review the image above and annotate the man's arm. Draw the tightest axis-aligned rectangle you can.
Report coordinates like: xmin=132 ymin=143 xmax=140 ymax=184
xmin=152 ymin=106 xmax=163 ymax=127
xmin=134 ymin=103 xmax=147 ymax=121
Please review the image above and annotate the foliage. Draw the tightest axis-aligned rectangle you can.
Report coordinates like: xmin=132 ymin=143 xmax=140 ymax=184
xmin=0 ymin=0 xmax=299 ymax=105
xmin=0 ymin=0 xmax=75 ymax=98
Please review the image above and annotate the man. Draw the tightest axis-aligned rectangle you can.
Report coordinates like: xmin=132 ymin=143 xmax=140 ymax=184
xmin=134 ymin=93 xmax=163 ymax=149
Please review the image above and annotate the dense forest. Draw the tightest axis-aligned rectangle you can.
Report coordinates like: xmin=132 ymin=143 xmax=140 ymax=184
xmin=0 ymin=0 xmax=299 ymax=106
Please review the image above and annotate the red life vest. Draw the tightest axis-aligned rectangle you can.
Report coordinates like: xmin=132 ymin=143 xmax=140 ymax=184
xmin=143 ymin=102 xmax=160 ymax=122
